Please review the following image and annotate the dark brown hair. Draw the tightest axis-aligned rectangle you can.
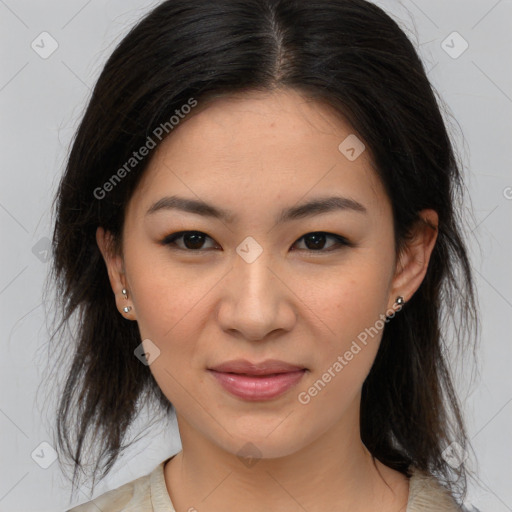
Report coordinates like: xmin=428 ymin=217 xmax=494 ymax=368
xmin=45 ymin=0 xmax=479 ymax=504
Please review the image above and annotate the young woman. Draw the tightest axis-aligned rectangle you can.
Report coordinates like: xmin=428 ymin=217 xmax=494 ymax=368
xmin=48 ymin=0 xmax=479 ymax=510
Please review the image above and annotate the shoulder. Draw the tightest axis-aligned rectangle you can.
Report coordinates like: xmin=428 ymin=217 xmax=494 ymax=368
xmin=66 ymin=460 xmax=166 ymax=512
xmin=407 ymin=467 xmax=465 ymax=511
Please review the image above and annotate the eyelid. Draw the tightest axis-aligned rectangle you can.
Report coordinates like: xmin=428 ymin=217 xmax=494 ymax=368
xmin=292 ymin=233 xmax=354 ymax=252
xmin=161 ymin=230 xmax=219 ymax=251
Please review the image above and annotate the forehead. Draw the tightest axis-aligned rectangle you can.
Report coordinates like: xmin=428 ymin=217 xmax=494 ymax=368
xmin=128 ymin=88 xmax=389 ymax=221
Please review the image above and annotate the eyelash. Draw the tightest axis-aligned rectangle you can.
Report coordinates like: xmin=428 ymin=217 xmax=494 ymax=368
xmin=160 ymin=231 xmax=353 ymax=253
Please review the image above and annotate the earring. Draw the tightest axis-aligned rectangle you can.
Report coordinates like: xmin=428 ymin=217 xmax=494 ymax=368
xmin=122 ymin=288 xmax=128 ymax=299
xmin=385 ymin=296 xmax=406 ymax=320
xmin=123 ymin=306 xmax=132 ymax=313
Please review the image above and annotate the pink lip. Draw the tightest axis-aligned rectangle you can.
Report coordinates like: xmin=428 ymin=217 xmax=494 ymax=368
xmin=208 ymin=359 xmax=307 ymax=401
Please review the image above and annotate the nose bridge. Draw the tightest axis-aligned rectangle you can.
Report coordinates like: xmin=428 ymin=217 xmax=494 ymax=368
xmin=218 ymin=242 xmax=295 ymax=339
xmin=236 ymin=248 xmax=275 ymax=303
xmin=233 ymin=234 xmax=276 ymax=297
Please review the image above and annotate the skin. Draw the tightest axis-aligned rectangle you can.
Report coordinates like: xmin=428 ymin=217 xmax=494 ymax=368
xmin=97 ymin=88 xmax=438 ymax=512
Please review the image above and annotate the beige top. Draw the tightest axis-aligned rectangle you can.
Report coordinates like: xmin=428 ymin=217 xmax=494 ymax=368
xmin=67 ymin=456 xmax=462 ymax=512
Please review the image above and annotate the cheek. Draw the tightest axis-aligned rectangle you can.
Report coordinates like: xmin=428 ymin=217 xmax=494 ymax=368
xmin=127 ymin=263 xmax=211 ymax=411
xmin=302 ymin=256 xmax=392 ymax=393
xmin=294 ymin=273 xmax=388 ymax=433
xmin=125 ymin=241 xmax=214 ymax=341
xmin=313 ymin=261 xmax=390 ymax=342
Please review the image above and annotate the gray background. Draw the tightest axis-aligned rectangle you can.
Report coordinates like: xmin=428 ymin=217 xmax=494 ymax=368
xmin=0 ymin=1 xmax=511 ymax=510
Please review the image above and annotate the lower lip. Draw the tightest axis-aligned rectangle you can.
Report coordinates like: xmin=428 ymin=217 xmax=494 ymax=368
xmin=208 ymin=369 xmax=306 ymax=401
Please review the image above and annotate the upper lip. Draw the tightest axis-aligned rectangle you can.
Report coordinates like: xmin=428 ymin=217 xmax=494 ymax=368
xmin=208 ymin=359 xmax=306 ymax=376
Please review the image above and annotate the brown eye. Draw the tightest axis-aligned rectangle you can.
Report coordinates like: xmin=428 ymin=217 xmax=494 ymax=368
xmin=162 ymin=231 xmax=218 ymax=251
xmin=292 ymin=232 xmax=351 ymax=252
xmin=161 ymin=230 xmax=352 ymax=253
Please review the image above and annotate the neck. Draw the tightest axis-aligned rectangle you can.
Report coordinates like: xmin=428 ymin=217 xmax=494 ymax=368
xmin=164 ymin=402 xmax=409 ymax=512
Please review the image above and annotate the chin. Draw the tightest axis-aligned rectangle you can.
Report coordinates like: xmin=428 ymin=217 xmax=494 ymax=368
xmin=211 ymin=425 xmax=312 ymax=462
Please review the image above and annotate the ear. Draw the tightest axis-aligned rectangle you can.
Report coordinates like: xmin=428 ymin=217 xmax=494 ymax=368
xmin=387 ymin=209 xmax=439 ymax=309
xmin=96 ymin=226 xmax=136 ymax=320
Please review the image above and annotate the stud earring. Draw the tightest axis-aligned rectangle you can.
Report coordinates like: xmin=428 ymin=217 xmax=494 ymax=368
xmin=123 ymin=306 xmax=132 ymax=313
xmin=122 ymin=288 xmax=128 ymax=299
xmin=385 ymin=295 xmax=406 ymax=320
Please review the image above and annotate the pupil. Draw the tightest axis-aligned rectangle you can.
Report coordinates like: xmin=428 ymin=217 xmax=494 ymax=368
xmin=305 ymin=233 xmax=325 ymax=250
xmin=185 ymin=232 xmax=204 ymax=250
xmin=181 ymin=233 xmax=328 ymax=250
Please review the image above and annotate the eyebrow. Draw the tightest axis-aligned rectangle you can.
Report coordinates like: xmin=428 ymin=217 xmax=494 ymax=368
xmin=145 ymin=194 xmax=367 ymax=224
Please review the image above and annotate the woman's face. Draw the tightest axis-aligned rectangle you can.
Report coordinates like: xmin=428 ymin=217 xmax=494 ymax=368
xmin=99 ymin=88 xmax=435 ymax=460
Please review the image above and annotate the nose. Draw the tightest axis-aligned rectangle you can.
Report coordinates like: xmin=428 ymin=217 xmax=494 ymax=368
xmin=216 ymin=250 xmax=296 ymax=341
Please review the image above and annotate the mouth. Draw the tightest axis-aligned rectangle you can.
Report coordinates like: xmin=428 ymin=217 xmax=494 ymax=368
xmin=207 ymin=359 xmax=307 ymax=401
